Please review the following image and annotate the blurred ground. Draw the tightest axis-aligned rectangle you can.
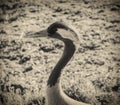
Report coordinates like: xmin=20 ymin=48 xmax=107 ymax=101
xmin=0 ymin=0 xmax=120 ymax=105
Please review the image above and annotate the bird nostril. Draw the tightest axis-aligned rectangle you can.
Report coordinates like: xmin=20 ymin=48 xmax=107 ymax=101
xmin=48 ymin=33 xmax=53 ymax=37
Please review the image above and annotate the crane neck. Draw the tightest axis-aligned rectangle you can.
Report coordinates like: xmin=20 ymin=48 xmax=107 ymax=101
xmin=47 ymin=38 xmax=75 ymax=87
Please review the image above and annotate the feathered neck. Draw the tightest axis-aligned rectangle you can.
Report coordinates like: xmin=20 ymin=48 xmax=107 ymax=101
xmin=47 ymin=38 xmax=75 ymax=87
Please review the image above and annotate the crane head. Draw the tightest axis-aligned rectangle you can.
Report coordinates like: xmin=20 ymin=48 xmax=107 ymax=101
xmin=25 ymin=22 xmax=79 ymax=43
xmin=47 ymin=22 xmax=79 ymax=42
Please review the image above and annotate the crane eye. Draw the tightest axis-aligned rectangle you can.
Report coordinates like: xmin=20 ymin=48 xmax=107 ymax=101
xmin=47 ymin=27 xmax=57 ymax=36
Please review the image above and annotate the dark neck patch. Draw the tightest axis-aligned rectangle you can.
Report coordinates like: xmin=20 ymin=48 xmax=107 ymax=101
xmin=47 ymin=39 xmax=75 ymax=87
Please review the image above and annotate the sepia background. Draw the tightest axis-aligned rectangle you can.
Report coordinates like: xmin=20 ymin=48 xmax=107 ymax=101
xmin=0 ymin=0 xmax=120 ymax=105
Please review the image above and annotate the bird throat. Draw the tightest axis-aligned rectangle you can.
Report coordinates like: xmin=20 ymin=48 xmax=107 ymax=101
xmin=47 ymin=39 xmax=75 ymax=87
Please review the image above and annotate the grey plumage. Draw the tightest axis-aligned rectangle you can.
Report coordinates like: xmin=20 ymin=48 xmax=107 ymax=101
xmin=46 ymin=22 xmax=90 ymax=105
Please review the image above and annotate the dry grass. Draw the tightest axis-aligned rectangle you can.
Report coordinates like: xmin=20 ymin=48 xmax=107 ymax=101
xmin=0 ymin=0 xmax=120 ymax=105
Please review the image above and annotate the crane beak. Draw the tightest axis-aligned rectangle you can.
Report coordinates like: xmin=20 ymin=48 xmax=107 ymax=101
xmin=24 ymin=29 xmax=49 ymax=38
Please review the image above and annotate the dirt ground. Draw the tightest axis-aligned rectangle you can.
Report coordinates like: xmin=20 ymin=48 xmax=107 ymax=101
xmin=0 ymin=0 xmax=120 ymax=105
